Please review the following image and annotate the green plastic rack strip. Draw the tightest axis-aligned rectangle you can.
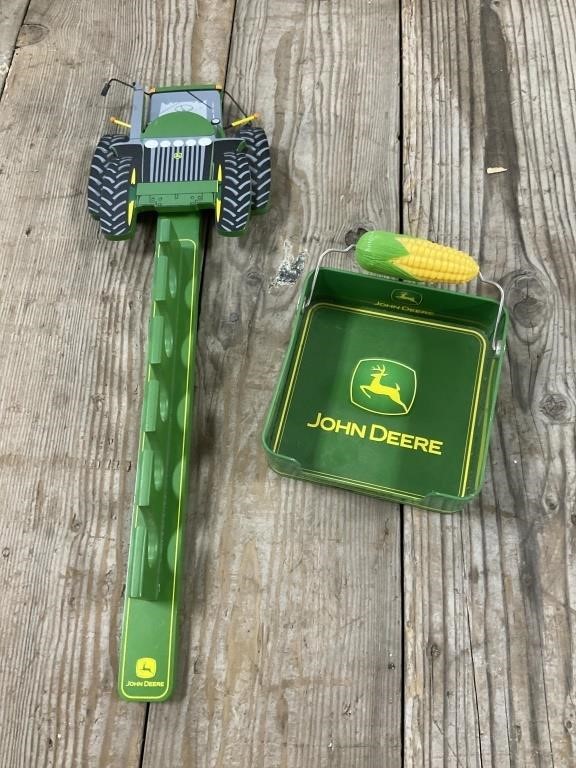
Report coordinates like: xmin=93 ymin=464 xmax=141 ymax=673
xmin=118 ymin=213 xmax=203 ymax=701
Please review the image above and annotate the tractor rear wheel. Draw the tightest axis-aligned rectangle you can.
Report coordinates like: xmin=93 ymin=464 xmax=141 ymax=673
xmin=87 ymin=134 xmax=129 ymax=219
xmin=237 ymin=126 xmax=271 ymax=212
xmin=216 ymin=152 xmax=252 ymax=236
xmin=98 ymin=157 xmax=134 ymax=239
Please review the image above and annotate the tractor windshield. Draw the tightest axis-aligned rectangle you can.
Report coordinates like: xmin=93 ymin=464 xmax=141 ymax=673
xmin=149 ymin=90 xmax=222 ymax=124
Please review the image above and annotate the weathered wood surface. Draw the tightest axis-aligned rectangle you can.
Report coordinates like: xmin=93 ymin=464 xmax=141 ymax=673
xmin=142 ymin=0 xmax=403 ymax=766
xmin=0 ymin=0 xmax=234 ymax=766
xmin=0 ymin=0 xmax=28 ymax=91
xmin=403 ymin=1 xmax=576 ymax=766
xmin=1 ymin=0 xmax=575 ymax=765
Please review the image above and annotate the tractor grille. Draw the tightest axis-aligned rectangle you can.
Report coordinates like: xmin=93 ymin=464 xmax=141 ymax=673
xmin=143 ymin=137 xmax=213 ymax=183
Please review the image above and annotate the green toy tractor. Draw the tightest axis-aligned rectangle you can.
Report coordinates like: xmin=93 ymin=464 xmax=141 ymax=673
xmin=87 ymin=80 xmax=271 ymax=702
xmin=88 ymin=80 xmax=271 ymax=238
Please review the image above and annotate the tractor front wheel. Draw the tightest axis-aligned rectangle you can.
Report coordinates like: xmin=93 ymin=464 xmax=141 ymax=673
xmin=237 ymin=126 xmax=271 ymax=212
xmin=216 ymin=152 xmax=252 ymax=237
xmin=87 ymin=134 xmax=129 ymax=219
xmin=98 ymin=157 xmax=134 ymax=240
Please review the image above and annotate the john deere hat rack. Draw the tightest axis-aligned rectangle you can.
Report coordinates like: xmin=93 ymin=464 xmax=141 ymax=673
xmin=87 ymin=78 xmax=271 ymax=701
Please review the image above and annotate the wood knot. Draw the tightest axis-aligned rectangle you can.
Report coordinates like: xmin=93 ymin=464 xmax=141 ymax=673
xmin=69 ymin=515 xmax=82 ymax=533
xmin=344 ymin=227 xmax=368 ymax=246
xmin=544 ymin=495 xmax=559 ymax=512
xmin=539 ymin=393 xmax=571 ymax=423
xmin=506 ymin=272 xmax=550 ymax=328
xmin=16 ymin=24 xmax=49 ymax=48
xmin=429 ymin=643 xmax=441 ymax=659
xmin=245 ymin=270 xmax=262 ymax=287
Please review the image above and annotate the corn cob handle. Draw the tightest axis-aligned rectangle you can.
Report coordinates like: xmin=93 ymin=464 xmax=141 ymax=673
xmin=355 ymin=231 xmax=479 ymax=284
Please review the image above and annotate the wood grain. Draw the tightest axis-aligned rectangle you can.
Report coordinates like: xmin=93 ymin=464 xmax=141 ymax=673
xmin=0 ymin=0 xmax=234 ymax=765
xmin=403 ymin=0 xmax=576 ymax=765
xmin=6 ymin=0 xmax=573 ymax=764
xmin=141 ymin=1 xmax=402 ymax=766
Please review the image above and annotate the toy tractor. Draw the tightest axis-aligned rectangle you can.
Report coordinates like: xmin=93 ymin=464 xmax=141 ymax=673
xmin=87 ymin=80 xmax=271 ymax=702
xmin=88 ymin=80 xmax=271 ymax=237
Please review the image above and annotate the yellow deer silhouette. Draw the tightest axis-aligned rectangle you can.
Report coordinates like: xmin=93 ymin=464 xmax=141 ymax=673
xmin=360 ymin=365 xmax=408 ymax=413
xmin=396 ymin=290 xmax=418 ymax=304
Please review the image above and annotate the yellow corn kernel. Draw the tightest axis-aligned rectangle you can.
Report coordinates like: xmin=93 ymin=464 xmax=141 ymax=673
xmin=394 ymin=236 xmax=479 ymax=284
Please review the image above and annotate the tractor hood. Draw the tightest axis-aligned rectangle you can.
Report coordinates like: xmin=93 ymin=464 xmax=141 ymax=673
xmin=143 ymin=111 xmax=215 ymax=139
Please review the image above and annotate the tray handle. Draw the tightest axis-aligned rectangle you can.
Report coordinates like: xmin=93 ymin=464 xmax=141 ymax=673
xmin=302 ymin=232 xmax=505 ymax=355
xmin=300 ymin=243 xmax=356 ymax=311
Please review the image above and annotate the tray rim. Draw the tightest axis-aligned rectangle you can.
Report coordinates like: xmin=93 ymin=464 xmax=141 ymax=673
xmin=271 ymin=300 xmax=488 ymax=500
xmin=263 ymin=269 xmax=509 ymax=512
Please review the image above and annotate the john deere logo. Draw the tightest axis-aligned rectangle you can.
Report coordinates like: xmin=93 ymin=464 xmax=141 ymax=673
xmin=173 ymin=151 xmax=183 ymax=160
xmin=135 ymin=657 xmax=156 ymax=679
xmin=350 ymin=358 xmax=417 ymax=416
xmin=392 ymin=288 xmax=422 ymax=306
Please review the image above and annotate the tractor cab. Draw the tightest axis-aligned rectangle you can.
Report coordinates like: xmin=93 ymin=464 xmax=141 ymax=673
xmin=124 ymin=85 xmax=224 ymax=141
xmin=148 ymin=89 xmax=222 ymax=126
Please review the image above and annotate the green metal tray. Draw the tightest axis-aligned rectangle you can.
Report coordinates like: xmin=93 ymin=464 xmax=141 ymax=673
xmin=263 ymin=267 xmax=507 ymax=512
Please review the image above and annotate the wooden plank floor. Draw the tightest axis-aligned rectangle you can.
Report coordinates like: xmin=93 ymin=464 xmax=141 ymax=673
xmin=0 ymin=1 xmax=574 ymax=766
xmin=403 ymin=1 xmax=576 ymax=766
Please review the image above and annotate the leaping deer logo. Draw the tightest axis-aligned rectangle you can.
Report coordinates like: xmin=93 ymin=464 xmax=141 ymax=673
xmin=396 ymin=291 xmax=418 ymax=304
xmin=135 ymin=657 xmax=157 ymax=679
xmin=392 ymin=288 xmax=422 ymax=306
xmin=350 ymin=358 xmax=417 ymax=416
xmin=360 ymin=364 xmax=409 ymax=413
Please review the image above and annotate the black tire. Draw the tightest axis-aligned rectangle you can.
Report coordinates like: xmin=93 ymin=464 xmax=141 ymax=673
xmin=98 ymin=157 xmax=134 ymax=239
xmin=237 ymin=126 xmax=271 ymax=211
xmin=87 ymin=134 xmax=129 ymax=218
xmin=216 ymin=152 xmax=252 ymax=236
